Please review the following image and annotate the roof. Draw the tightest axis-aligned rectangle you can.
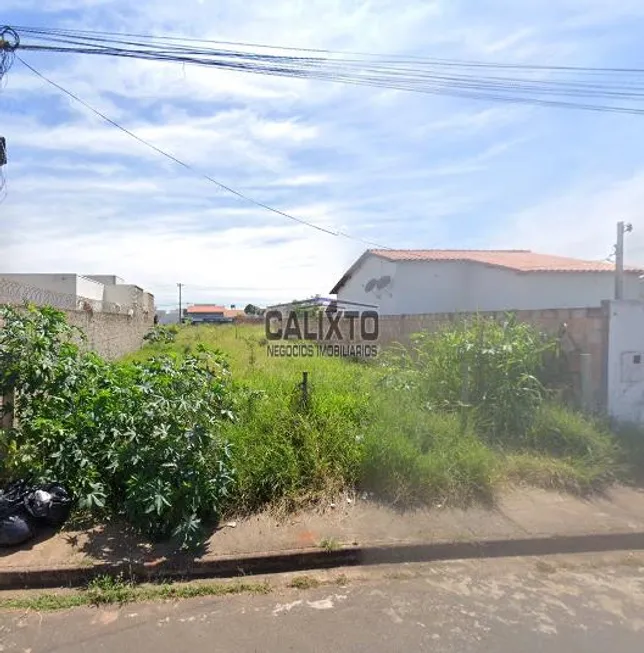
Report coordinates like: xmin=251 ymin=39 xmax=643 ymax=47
xmin=185 ymin=305 xmax=245 ymax=318
xmin=185 ymin=305 xmax=226 ymax=314
xmin=330 ymin=249 xmax=644 ymax=294
xmin=223 ymin=308 xmax=245 ymax=318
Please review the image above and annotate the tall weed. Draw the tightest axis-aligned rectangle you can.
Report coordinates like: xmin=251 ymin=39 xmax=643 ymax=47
xmin=380 ymin=315 xmax=556 ymax=444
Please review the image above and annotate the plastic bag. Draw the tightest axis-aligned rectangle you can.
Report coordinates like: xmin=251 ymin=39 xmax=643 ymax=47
xmin=0 ymin=479 xmax=73 ymax=548
xmin=0 ymin=515 xmax=33 ymax=547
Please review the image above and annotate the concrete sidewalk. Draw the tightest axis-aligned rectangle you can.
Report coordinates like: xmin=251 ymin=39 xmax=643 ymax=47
xmin=2 ymin=486 xmax=644 ymax=589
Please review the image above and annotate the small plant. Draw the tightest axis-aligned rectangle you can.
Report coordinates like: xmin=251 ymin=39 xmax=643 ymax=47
xmin=289 ymin=575 xmax=321 ymax=589
xmin=320 ymin=537 xmax=340 ymax=552
xmin=86 ymin=574 xmax=135 ymax=605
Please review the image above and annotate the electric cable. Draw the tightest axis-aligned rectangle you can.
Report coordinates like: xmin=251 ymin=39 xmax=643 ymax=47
xmin=18 ymin=55 xmax=391 ymax=249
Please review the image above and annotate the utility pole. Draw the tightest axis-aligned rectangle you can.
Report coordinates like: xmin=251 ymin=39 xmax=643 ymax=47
xmin=177 ymin=283 xmax=184 ymax=324
xmin=615 ymin=222 xmax=633 ymax=300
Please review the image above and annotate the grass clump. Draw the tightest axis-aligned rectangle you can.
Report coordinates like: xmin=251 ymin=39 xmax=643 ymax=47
xmin=360 ymin=399 xmax=497 ymax=505
xmin=0 ymin=576 xmax=272 ymax=611
xmin=289 ymin=575 xmax=321 ymax=589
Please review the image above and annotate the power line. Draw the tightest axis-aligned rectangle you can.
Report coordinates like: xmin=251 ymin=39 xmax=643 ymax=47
xmin=13 ymin=25 xmax=644 ymax=73
xmin=17 ymin=56 xmax=390 ymax=249
xmin=10 ymin=26 xmax=644 ymax=116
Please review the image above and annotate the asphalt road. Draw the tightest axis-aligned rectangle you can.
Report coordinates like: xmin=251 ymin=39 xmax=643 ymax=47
xmin=2 ymin=554 xmax=644 ymax=652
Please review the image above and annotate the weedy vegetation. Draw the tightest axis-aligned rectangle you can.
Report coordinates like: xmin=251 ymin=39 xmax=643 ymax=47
xmin=1 ymin=306 xmax=640 ymax=549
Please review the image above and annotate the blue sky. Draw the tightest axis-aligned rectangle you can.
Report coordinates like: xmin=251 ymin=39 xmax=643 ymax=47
xmin=2 ymin=1 xmax=644 ymax=309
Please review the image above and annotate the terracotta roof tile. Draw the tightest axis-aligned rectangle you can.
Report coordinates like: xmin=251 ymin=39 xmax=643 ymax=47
xmin=368 ymin=249 xmax=644 ymax=273
xmin=185 ymin=305 xmax=226 ymax=314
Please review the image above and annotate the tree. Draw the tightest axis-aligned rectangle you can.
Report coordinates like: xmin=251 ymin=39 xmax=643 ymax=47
xmin=244 ymin=303 xmax=260 ymax=315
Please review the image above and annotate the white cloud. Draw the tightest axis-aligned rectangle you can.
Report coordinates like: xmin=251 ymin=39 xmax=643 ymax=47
xmin=499 ymin=170 xmax=644 ymax=263
xmin=3 ymin=0 xmax=644 ymax=308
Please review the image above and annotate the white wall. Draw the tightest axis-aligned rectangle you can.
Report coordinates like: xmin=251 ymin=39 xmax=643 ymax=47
xmin=0 ymin=273 xmax=105 ymax=301
xmin=337 ymin=255 xmax=641 ymax=315
xmin=606 ymin=300 xmax=644 ymax=423
xmin=337 ymin=254 xmax=399 ymax=313
xmin=104 ymin=284 xmax=140 ymax=307
xmin=86 ymin=275 xmax=124 ymax=286
xmin=76 ymin=276 xmax=105 ymax=301
xmin=466 ymin=266 xmax=638 ymax=312
xmin=0 ymin=273 xmax=78 ymax=297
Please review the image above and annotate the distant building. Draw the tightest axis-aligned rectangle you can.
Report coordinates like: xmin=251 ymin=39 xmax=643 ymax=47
xmin=266 ymin=296 xmax=338 ymax=315
xmin=184 ymin=304 xmax=245 ymax=324
xmin=156 ymin=309 xmax=180 ymax=325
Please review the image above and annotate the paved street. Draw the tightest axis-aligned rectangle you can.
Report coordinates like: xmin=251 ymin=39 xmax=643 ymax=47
xmin=2 ymin=554 xmax=644 ymax=652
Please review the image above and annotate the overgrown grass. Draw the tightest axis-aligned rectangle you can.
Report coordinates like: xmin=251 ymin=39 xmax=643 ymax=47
xmin=360 ymin=397 xmax=498 ymax=506
xmin=5 ymin=312 xmax=636 ymax=542
xmin=125 ymin=319 xmax=631 ymax=514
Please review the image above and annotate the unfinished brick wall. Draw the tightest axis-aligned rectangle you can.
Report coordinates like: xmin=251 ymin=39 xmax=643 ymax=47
xmin=338 ymin=306 xmax=608 ymax=410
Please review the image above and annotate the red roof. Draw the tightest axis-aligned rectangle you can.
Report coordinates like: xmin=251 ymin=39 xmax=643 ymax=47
xmin=185 ymin=305 xmax=226 ymax=314
xmin=330 ymin=249 xmax=644 ymax=294
xmin=368 ymin=249 xmax=643 ymax=273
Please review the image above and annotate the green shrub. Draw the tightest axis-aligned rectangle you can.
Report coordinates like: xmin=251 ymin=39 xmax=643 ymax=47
xmin=0 ymin=304 xmax=234 ymax=547
xmin=143 ymin=324 xmax=178 ymax=345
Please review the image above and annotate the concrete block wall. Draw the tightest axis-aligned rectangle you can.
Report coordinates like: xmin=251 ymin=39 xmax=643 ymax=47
xmin=64 ymin=309 xmax=155 ymax=361
xmin=337 ymin=306 xmax=608 ymax=410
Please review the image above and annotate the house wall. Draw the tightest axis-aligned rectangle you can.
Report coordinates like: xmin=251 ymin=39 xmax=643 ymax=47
xmin=606 ymin=300 xmax=644 ymax=423
xmin=336 ymin=255 xmax=641 ymax=315
xmin=0 ymin=273 xmax=78 ymax=298
xmin=337 ymin=254 xmax=399 ymax=313
xmin=103 ymin=284 xmax=140 ymax=307
xmin=464 ymin=266 xmax=640 ymax=312
xmin=76 ymin=276 xmax=105 ymax=301
xmin=85 ymin=275 xmax=125 ymax=286
xmin=0 ymin=273 xmax=105 ymax=302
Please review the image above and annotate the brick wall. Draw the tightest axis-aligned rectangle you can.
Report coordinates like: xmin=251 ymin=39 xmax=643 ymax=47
xmin=64 ymin=309 xmax=154 ymax=360
xmin=338 ymin=306 xmax=608 ymax=410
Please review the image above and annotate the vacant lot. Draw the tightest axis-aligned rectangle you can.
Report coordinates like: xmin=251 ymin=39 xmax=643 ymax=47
xmin=3 ymin=307 xmax=643 ymax=547
xmin=127 ymin=320 xmax=644 ymax=512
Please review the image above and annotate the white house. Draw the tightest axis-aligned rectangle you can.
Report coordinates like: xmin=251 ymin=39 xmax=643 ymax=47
xmin=330 ymin=249 xmax=644 ymax=315
xmin=0 ymin=273 xmax=154 ymax=314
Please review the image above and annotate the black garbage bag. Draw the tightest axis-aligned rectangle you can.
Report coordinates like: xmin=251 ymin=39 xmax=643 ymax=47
xmin=0 ymin=515 xmax=33 ymax=547
xmin=0 ymin=479 xmax=73 ymax=548
xmin=24 ymin=483 xmax=73 ymax=527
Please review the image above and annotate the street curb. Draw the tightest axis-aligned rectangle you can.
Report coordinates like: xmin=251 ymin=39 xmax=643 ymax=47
xmin=2 ymin=530 xmax=644 ymax=590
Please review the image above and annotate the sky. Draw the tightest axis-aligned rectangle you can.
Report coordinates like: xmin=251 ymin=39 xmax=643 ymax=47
xmin=2 ymin=1 xmax=644 ymax=310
